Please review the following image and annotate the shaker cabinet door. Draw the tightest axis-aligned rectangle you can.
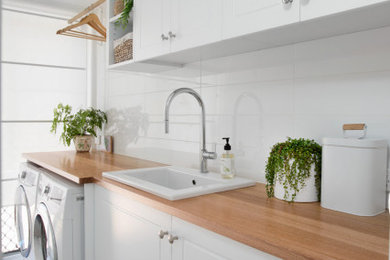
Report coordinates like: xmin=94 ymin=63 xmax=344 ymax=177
xmin=94 ymin=186 xmax=171 ymax=260
xmin=300 ymin=0 xmax=389 ymax=21
xmin=169 ymin=0 xmax=223 ymax=53
xmin=222 ymin=0 xmax=300 ymax=39
xmin=171 ymin=217 xmax=280 ymax=260
xmin=133 ymin=0 xmax=170 ymax=60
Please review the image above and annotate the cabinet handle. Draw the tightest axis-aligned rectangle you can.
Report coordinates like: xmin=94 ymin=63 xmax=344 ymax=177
xmin=167 ymin=234 xmax=178 ymax=244
xmin=168 ymin=31 xmax=176 ymax=39
xmin=161 ymin=34 xmax=169 ymax=41
xmin=282 ymin=0 xmax=293 ymax=4
xmin=158 ymin=230 xmax=168 ymax=239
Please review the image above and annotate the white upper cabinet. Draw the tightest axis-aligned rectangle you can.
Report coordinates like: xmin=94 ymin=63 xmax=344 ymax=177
xmin=222 ymin=0 xmax=300 ymax=39
xmin=120 ymin=0 xmax=390 ymax=72
xmin=169 ymin=0 xmax=222 ymax=52
xmin=133 ymin=0 xmax=171 ymax=60
xmin=300 ymin=0 xmax=389 ymax=21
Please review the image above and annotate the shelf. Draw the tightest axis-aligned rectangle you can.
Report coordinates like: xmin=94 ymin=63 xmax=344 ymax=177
xmin=109 ymin=9 xmax=134 ymax=23
xmin=108 ymin=59 xmax=183 ymax=73
xmin=109 ymin=13 xmax=122 ymax=23
xmin=108 ymin=59 xmax=134 ymax=69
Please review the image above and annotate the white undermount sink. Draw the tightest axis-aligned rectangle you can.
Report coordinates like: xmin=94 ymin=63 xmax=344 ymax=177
xmin=102 ymin=166 xmax=256 ymax=200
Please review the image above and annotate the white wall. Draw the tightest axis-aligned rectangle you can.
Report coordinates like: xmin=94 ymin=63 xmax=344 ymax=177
xmin=104 ymin=26 xmax=390 ymax=182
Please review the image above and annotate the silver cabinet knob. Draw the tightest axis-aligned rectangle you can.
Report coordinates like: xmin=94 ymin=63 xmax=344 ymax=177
xmin=282 ymin=0 xmax=293 ymax=4
xmin=161 ymin=34 xmax=169 ymax=41
xmin=168 ymin=31 xmax=176 ymax=38
xmin=158 ymin=230 xmax=168 ymax=239
xmin=167 ymin=234 xmax=178 ymax=244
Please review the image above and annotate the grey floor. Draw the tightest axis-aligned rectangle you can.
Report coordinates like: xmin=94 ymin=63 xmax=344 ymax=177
xmin=2 ymin=253 xmax=22 ymax=260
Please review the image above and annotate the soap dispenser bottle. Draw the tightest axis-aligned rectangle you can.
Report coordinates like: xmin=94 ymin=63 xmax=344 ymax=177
xmin=220 ymin=137 xmax=235 ymax=179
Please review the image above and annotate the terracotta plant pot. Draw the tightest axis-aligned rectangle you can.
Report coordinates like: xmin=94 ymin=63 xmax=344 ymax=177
xmin=114 ymin=0 xmax=124 ymax=16
xmin=73 ymin=135 xmax=94 ymax=152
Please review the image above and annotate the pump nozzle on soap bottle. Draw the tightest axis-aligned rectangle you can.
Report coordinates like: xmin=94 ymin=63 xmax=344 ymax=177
xmin=220 ymin=137 xmax=235 ymax=179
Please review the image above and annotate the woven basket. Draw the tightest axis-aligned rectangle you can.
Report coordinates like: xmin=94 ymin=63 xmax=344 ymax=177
xmin=114 ymin=33 xmax=133 ymax=63
xmin=113 ymin=0 xmax=124 ymax=16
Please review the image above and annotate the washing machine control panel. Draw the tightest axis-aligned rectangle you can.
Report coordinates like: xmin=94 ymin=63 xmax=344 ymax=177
xmin=19 ymin=167 xmax=39 ymax=186
xmin=40 ymin=182 xmax=64 ymax=205
xmin=20 ymin=170 xmax=27 ymax=179
xmin=44 ymin=185 xmax=51 ymax=194
xmin=50 ymin=186 xmax=64 ymax=204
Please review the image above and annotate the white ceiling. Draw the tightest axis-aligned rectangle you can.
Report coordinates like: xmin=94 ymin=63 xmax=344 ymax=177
xmin=3 ymin=0 xmax=96 ymax=17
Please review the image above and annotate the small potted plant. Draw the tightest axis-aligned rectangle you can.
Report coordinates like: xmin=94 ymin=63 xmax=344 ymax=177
xmin=50 ymin=103 xmax=107 ymax=152
xmin=115 ymin=0 xmax=134 ymax=29
xmin=265 ymin=138 xmax=322 ymax=202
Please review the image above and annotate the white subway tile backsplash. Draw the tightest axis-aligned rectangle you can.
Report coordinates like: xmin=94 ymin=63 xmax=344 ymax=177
xmin=294 ymin=26 xmax=390 ymax=78
xmin=105 ymin=26 xmax=390 ymax=182
xmin=108 ymin=72 xmax=145 ymax=97
xmin=217 ymin=80 xmax=294 ymax=116
xmin=294 ymin=71 xmax=390 ymax=116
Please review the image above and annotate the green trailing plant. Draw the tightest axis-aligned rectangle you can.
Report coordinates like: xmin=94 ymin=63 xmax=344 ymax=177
xmin=50 ymin=103 xmax=107 ymax=146
xmin=265 ymin=137 xmax=322 ymax=202
xmin=115 ymin=0 xmax=134 ymax=29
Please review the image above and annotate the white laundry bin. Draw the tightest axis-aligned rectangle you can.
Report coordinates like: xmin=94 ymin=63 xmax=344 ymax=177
xmin=321 ymin=138 xmax=387 ymax=216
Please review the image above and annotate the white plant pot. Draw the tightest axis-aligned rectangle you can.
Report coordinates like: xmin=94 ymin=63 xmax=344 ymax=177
xmin=274 ymin=163 xmax=318 ymax=202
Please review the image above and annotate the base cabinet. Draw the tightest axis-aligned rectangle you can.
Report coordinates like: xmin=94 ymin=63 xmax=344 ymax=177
xmin=94 ymin=185 xmax=171 ymax=260
xmin=92 ymin=185 xmax=279 ymax=260
xmin=171 ymin=217 xmax=279 ymax=260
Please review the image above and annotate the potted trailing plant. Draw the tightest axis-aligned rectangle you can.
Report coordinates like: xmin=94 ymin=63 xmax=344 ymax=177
xmin=115 ymin=0 xmax=134 ymax=29
xmin=50 ymin=103 xmax=107 ymax=152
xmin=265 ymin=138 xmax=322 ymax=202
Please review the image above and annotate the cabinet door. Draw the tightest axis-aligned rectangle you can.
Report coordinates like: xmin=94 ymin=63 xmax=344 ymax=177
xmin=169 ymin=0 xmax=222 ymax=53
xmin=94 ymin=186 xmax=171 ymax=260
xmin=222 ymin=0 xmax=300 ymax=39
xmin=171 ymin=217 xmax=280 ymax=260
xmin=133 ymin=0 xmax=170 ymax=60
xmin=300 ymin=0 xmax=388 ymax=21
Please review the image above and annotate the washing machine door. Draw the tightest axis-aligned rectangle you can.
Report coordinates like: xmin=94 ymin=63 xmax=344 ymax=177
xmin=14 ymin=185 xmax=32 ymax=257
xmin=34 ymin=202 xmax=58 ymax=260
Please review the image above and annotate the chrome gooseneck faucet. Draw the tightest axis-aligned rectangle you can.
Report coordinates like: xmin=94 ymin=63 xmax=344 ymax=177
xmin=164 ymin=88 xmax=217 ymax=173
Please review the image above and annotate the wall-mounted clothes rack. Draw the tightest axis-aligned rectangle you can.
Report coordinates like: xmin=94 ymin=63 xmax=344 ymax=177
xmin=68 ymin=0 xmax=106 ymax=24
xmin=57 ymin=0 xmax=106 ymax=41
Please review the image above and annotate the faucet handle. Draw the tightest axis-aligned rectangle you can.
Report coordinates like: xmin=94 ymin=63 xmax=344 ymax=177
xmin=203 ymin=151 xmax=217 ymax=160
xmin=203 ymin=143 xmax=217 ymax=160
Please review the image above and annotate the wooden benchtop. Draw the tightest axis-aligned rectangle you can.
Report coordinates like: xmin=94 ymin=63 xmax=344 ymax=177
xmin=23 ymin=151 xmax=389 ymax=260
xmin=23 ymin=151 xmax=164 ymax=184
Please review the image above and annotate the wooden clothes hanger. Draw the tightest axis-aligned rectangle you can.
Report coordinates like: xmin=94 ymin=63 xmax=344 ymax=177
xmin=57 ymin=12 xmax=106 ymax=41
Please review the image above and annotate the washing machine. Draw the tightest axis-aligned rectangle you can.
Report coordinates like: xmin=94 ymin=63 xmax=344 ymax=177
xmin=33 ymin=170 xmax=84 ymax=260
xmin=14 ymin=162 xmax=42 ymax=259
